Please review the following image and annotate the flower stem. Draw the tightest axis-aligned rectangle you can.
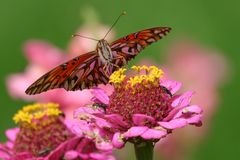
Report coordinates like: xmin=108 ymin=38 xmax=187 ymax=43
xmin=134 ymin=141 xmax=153 ymax=160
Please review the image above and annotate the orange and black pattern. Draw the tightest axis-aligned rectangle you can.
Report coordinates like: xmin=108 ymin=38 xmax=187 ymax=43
xmin=25 ymin=27 xmax=171 ymax=95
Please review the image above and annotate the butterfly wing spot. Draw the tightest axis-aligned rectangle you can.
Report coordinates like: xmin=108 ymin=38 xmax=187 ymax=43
xmin=81 ymin=82 xmax=86 ymax=89
xmin=146 ymin=38 xmax=156 ymax=43
xmin=61 ymin=64 xmax=68 ymax=70
xmin=137 ymin=44 xmax=142 ymax=52
xmin=63 ymin=81 xmax=69 ymax=90
xmin=70 ymin=79 xmax=77 ymax=88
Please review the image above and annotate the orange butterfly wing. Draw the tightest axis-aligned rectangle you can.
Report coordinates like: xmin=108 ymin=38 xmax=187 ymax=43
xmin=110 ymin=27 xmax=171 ymax=67
xmin=25 ymin=51 xmax=108 ymax=95
xmin=26 ymin=27 xmax=171 ymax=95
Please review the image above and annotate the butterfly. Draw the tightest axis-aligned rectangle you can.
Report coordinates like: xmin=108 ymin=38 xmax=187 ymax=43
xmin=25 ymin=13 xmax=171 ymax=95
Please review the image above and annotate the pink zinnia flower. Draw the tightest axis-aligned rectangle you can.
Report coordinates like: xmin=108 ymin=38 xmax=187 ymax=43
xmin=73 ymin=65 xmax=203 ymax=159
xmin=139 ymin=40 xmax=229 ymax=160
xmin=0 ymin=103 xmax=115 ymax=160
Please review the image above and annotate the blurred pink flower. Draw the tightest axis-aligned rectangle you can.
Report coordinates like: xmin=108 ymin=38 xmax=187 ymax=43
xmin=6 ymin=21 xmax=114 ymax=119
xmin=73 ymin=66 xmax=202 ymax=149
xmin=140 ymin=40 xmax=229 ymax=160
xmin=0 ymin=103 xmax=115 ymax=160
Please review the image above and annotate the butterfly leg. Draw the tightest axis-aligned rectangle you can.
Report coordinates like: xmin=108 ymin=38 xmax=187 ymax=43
xmin=111 ymin=55 xmax=127 ymax=66
xmin=103 ymin=63 xmax=112 ymax=77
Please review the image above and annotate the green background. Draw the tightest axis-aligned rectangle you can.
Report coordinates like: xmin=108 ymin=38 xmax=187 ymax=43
xmin=0 ymin=0 xmax=239 ymax=159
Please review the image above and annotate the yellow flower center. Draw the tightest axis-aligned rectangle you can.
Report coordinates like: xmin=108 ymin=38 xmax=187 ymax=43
xmin=13 ymin=103 xmax=62 ymax=129
xmin=109 ymin=65 xmax=164 ymax=90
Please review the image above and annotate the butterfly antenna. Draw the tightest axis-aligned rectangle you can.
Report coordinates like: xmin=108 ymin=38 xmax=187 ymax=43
xmin=103 ymin=11 xmax=127 ymax=40
xmin=72 ymin=34 xmax=99 ymax=41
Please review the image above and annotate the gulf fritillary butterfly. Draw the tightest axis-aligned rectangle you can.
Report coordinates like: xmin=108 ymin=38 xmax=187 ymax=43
xmin=25 ymin=12 xmax=171 ymax=95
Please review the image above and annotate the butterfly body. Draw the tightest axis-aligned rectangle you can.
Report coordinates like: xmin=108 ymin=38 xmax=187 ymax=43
xmin=96 ymin=39 xmax=116 ymax=76
xmin=26 ymin=27 xmax=171 ymax=95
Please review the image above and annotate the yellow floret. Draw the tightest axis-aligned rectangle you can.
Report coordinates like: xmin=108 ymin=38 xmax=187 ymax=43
xmin=131 ymin=65 xmax=141 ymax=72
xmin=13 ymin=103 xmax=62 ymax=128
xmin=109 ymin=68 xmax=126 ymax=84
xmin=126 ymin=66 xmax=164 ymax=88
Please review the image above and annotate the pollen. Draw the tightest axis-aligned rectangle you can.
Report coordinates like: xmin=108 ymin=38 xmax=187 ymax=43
xmin=126 ymin=65 xmax=164 ymax=89
xmin=109 ymin=66 xmax=164 ymax=90
xmin=109 ymin=68 xmax=126 ymax=87
xmin=13 ymin=103 xmax=62 ymax=129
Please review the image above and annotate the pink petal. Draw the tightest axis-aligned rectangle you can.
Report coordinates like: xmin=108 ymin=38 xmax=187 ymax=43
xmin=173 ymin=105 xmax=202 ymax=119
xmin=24 ymin=40 xmax=66 ymax=69
xmin=112 ymin=133 xmax=125 ymax=149
xmin=0 ymin=144 xmax=12 ymax=159
xmin=69 ymin=120 xmax=91 ymax=136
xmin=15 ymin=152 xmax=34 ymax=160
xmin=5 ymin=128 xmax=19 ymax=142
xmin=73 ymin=107 xmax=103 ymax=118
xmin=186 ymin=114 xmax=203 ymax=124
xmin=64 ymin=150 xmax=79 ymax=160
xmin=5 ymin=141 xmax=14 ymax=149
xmin=132 ymin=114 xmax=155 ymax=126
xmin=6 ymin=73 xmax=37 ymax=101
xmin=78 ymin=153 xmax=89 ymax=159
xmin=160 ymin=79 xmax=182 ymax=94
xmin=105 ymin=114 xmax=128 ymax=127
xmin=46 ymin=137 xmax=81 ymax=159
xmin=162 ymin=106 xmax=185 ymax=121
xmin=96 ymin=141 xmax=113 ymax=151
xmin=140 ymin=128 xmax=167 ymax=139
xmin=123 ymin=126 xmax=148 ymax=138
xmin=94 ymin=117 xmax=113 ymax=128
xmin=184 ymin=105 xmax=203 ymax=114
xmin=91 ymin=88 xmax=109 ymax=105
xmin=171 ymin=91 xmax=194 ymax=107
xmin=158 ymin=118 xmax=188 ymax=129
xmin=89 ymin=153 xmax=106 ymax=160
xmin=89 ymin=152 xmax=115 ymax=160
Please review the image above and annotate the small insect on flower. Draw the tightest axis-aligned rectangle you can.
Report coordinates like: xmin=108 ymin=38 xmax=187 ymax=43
xmin=25 ymin=11 xmax=171 ymax=95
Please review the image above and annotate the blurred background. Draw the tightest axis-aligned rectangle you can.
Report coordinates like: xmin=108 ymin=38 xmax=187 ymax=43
xmin=0 ymin=0 xmax=239 ymax=159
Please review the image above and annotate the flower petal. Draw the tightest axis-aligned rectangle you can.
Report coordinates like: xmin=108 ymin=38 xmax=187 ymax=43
xmin=160 ymin=79 xmax=182 ymax=94
xmin=186 ymin=114 xmax=203 ymax=125
xmin=64 ymin=150 xmax=79 ymax=160
xmin=123 ymin=126 xmax=148 ymax=138
xmin=96 ymin=140 xmax=113 ymax=151
xmin=132 ymin=114 xmax=155 ymax=126
xmin=140 ymin=128 xmax=167 ymax=139
xmin=172 ymin=105 xmax=202 ymax=119
xmin=91 ymin=88 xmax=110 ymax=105
xmin=0 ymin=144 xmax=12 ymax=159
xmin=105 ymin=114 xmax=128 ymax=127
xmin=90 ymin=152 xmax=115 ymax=160
xmin=171 ymin=91 xmax=194 ymax=107
xmin=158 ymin=118 xmax=188 ymax=129
xmin=24 ymin=40 xmax=65 ymax=68
xmin=5 ymin=128 xmax=19 ymax=142
xmin=74 ymin=107 xmax=103 ymax=118
xmin=112 ymin=133 xmax=125 ymax=148
xmin=46 ymin=137 xmax=81 ymax=159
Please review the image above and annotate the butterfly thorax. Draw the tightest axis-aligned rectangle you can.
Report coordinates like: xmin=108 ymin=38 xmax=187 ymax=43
xmin=97 ymin=39 xmax=113 ymax=64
